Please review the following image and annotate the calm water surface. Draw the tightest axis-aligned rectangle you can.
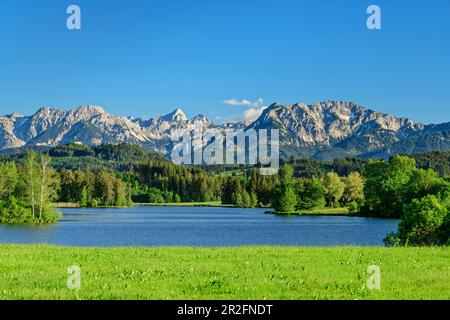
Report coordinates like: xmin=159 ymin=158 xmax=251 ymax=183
xmin=0 ymin=206 xmax=399 ymax=247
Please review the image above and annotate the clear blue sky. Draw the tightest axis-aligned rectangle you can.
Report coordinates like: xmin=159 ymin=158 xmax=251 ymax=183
xmin=0 ymin=0 xmax=449 ymax=124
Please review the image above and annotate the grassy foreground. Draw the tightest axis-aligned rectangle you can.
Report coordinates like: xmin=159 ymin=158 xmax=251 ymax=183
xmin=0 ymin=245 xmax=448 ymax=300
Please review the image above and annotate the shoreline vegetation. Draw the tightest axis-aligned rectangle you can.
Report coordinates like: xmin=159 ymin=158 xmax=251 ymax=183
xmin=0 ymin=245 xmax=448 ymax=300
xmin=52 ymin=201 xmax=232 ymax=208
xmin=266 ymin=207 xmax=349 ymax=216
xmin=0 ymin=152 xmax=60 ymax=225
xmin=0 ymin=144 xmax=449 ymax=247
xmin=50 ymin=202 xmax=391 ymax=218
xmin=51 ymin=201 xmax=349 ymax=215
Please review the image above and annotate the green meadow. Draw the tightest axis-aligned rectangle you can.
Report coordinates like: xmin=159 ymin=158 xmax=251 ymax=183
xmin=0 ymin=245 xmax=448 ymax=300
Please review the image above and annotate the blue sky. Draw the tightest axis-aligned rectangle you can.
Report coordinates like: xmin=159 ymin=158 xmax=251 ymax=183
xmin=0 ymin=0 xmax=449 ymax=124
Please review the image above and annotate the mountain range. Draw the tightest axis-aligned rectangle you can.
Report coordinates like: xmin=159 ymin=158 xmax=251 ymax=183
xmin=0 ymin=101 xmax=449 ymax=160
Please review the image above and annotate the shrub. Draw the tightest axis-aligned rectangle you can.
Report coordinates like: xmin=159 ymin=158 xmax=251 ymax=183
xmin=272 ymin=186 xmax=298 ymax=213
xmin=348 ymin=202 xmax=359 ymax=215
xmin=235 ymin=193 xmax=243 ymax=208
xmin=147 ymin=188 xmax=165 ymax=203
xmin=386 ymin=195 xmax=448 ymax=246
xmin=297 ymin=178 xmax=326 ymax=210
xmin=0 ymin=196 xmax=60 ymax=224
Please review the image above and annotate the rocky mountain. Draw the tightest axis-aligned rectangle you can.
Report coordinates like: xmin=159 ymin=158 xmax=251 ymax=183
xmin=0 ymin=105 xmax=226 ymax=155
xmin=0 ymin=101 xmax=448 ymax=160
xmin=249 ymin=101 xmax=449 ymax=159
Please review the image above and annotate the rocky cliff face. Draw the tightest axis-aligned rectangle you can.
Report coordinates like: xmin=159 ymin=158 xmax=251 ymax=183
xmin=0 ymin=106 xmax=151 ymax=149
xmin=0 ymin=105 xmax=226 ymax=155
xmin=249 ymin=101 xmax=448 ymax=159
xmin=0 ymin=101 xmax=448 ymax=159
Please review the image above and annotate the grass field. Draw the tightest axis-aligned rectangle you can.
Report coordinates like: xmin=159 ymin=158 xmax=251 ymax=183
xmin=0 ymin=245 xmax=448 ymax=300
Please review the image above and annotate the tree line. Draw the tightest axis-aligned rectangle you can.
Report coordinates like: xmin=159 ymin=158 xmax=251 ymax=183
xmin=269 ymin=155 xmax=449 ymax=246
xmin=59 ymin=169 xmax=133 ymax=207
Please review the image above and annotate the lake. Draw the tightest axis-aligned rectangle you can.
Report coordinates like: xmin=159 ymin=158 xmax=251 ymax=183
xmin=0 ymin=206 xmax=399 ymax=247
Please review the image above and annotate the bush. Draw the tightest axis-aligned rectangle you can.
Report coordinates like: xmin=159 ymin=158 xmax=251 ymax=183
xmin=383 ymin=232 xmax=402 ymax=247
xmin=386 ymin=195 xmax=448 ymax=246
xmin=89 ymin=198 xmax=99 ymax=208
xmin=348 ymin=202 xmax=359 ymax=215
xmin=241 ymin=190 xmax=251 ymax=208
xmin=202 ymin=192 xmax=211 ymax=202
xmin=235 ymin=193 xmax=243 ymax=208
xmin=297 ymin=178 xmax=326 ymax=210
xmin=147 ymin=188 xmax=165 ymax=203
xmin=0 ymin=196 xmax=60 ymax=224
xmin=272 ymin=186 xmax=298 ymax=213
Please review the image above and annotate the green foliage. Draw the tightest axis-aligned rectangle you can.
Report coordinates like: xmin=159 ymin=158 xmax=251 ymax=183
xmin=284 ymin=151 xmax=449 ymax=179
xmin=342 ymin=172 xmax=364 ymax=206
xmin=0 ymin=162 xmax=19 ymax=200
xmin=363 ymin=156 xmax=415 ymax=217
xmin=348 ymin=202 xmax=359 ymax=215
xmin=250 ymin=192 xmax=258 ymax=208
xmin=410 ymin=151 xmax=450 ymax=177
xmin=46 ymin=143 xmax=167 ymax=171
xmin=241 ymin=190 xmax=251 ymax=208
xmin=0 ymin=152 xmax=60 ymax=224
xmin=221 ymin=176 xmax=241 ymax=205
xmin=147 ymin=188 xmax=165 ymax=204
xmin=364 ymin=155 xmax=450 ymax=219
xmin=80 ymin=187 xmax=88 ymax=208
xmin=202 ymin=191 xmax=211 ymax=203
xmin=324 ymin=172 xmax=345 ymax=208
xmin=90 ymin=198 xmax=99 ymax=208
xmin=272 ymin=186 xmax=298 ymax=213
xmin=59 ymin=168 xmax=132 ymax=207
xmin=296 ymin=178 xmax=326 ymax=210
xmin=0 ymin=196 xmax=31 ymax=223
xmin=134 ymin=161 xmax=221 ymax=203
xmin=235 ymin=193 xmax=243 ymax=208
xmin=385 ymin=195 xmax=448 ymax=246
xmin=279 ymin=164 xmax=294 ymax=186
xmin=271 ymin=164 xmax=298 ymax=213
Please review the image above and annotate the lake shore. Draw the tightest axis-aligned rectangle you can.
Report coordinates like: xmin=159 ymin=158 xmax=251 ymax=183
xmin=1 ymin=206 xmax=399 ymax=246
xmin=0 ymin=245 xmax=448 ymax=300
xmin=51 ymin=203 xmax=377 ymax=218
xmin=135 ymin=201 xmax=234 ymax=208
xmin=51 ymin=201 xmax=233 ymax=208
xmin=266 ymin=207 xmax=350 ymax=216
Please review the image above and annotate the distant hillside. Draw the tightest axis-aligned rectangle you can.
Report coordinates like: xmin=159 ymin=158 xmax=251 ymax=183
xmin=0 ymin=143 xmax=448 ymax=178
xmin=0 ymin=143 xmax=167 ymax=171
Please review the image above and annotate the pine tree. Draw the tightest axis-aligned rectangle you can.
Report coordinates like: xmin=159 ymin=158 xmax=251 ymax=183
xmin=242 ymin=190 xmax=251 ymax=208
xmin=24 ymin=152 xmax=38 ymax=218
xmin=80 ymin=187 xmax=88 ymax=207
xmin=250 ymin=192 xmax=258 ymax=208
xmin=235 ymin=192 xmax=243 ymax=208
